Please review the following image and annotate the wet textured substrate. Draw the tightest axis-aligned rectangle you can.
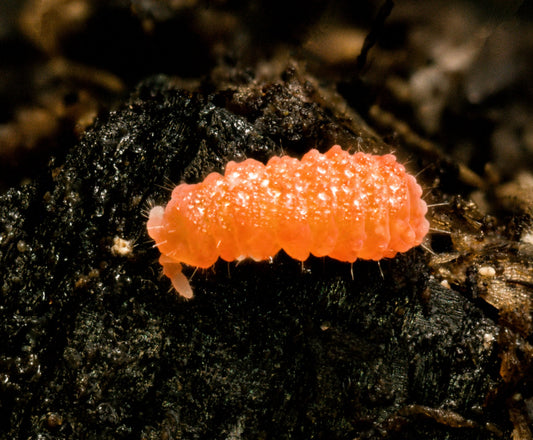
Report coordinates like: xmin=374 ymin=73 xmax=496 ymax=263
xmin=0 ymin=73 xmax=504 ymax=439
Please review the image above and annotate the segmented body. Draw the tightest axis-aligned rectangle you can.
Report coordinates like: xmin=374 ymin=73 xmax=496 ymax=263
xmin=147 ymin=145 xmax=429 ymax=297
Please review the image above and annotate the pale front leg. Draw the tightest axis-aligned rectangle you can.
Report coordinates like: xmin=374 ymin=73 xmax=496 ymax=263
xmin=160 ymin=255 xmax=193 ymax=299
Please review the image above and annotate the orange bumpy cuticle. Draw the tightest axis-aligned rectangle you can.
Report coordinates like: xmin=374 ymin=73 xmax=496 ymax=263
xmin=147 ymin=145 xmax=430 ymax=297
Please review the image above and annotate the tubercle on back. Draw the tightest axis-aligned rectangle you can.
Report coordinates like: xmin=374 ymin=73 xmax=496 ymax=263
xmin=146 ymin=145 xmax=430 ymax=299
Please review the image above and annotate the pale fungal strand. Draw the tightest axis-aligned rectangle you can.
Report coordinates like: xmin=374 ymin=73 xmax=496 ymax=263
xmin=147 ymin=145 xmax=429 ymax=298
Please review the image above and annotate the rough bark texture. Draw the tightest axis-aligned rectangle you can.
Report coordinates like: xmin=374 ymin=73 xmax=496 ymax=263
xmin=0 ymin=67 xmax=506 ymax=440
xmin=1 ymin=0 xmax=532 ymax=439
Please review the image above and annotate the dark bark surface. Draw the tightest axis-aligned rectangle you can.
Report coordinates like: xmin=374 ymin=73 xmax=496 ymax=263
xmin=1 ymin=1 xmax=532 ymax=439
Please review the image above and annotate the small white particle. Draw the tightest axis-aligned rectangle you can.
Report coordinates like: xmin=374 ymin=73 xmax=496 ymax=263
xmin=111 ymin=236 xmax=133 ymax=257
xmin=483 ymin=333 xmax=495 ymax=350
xmin=478 ymin=266 xmax=496 ymax=277
xmin=521 ymin=230 xmax=533 ymax=245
